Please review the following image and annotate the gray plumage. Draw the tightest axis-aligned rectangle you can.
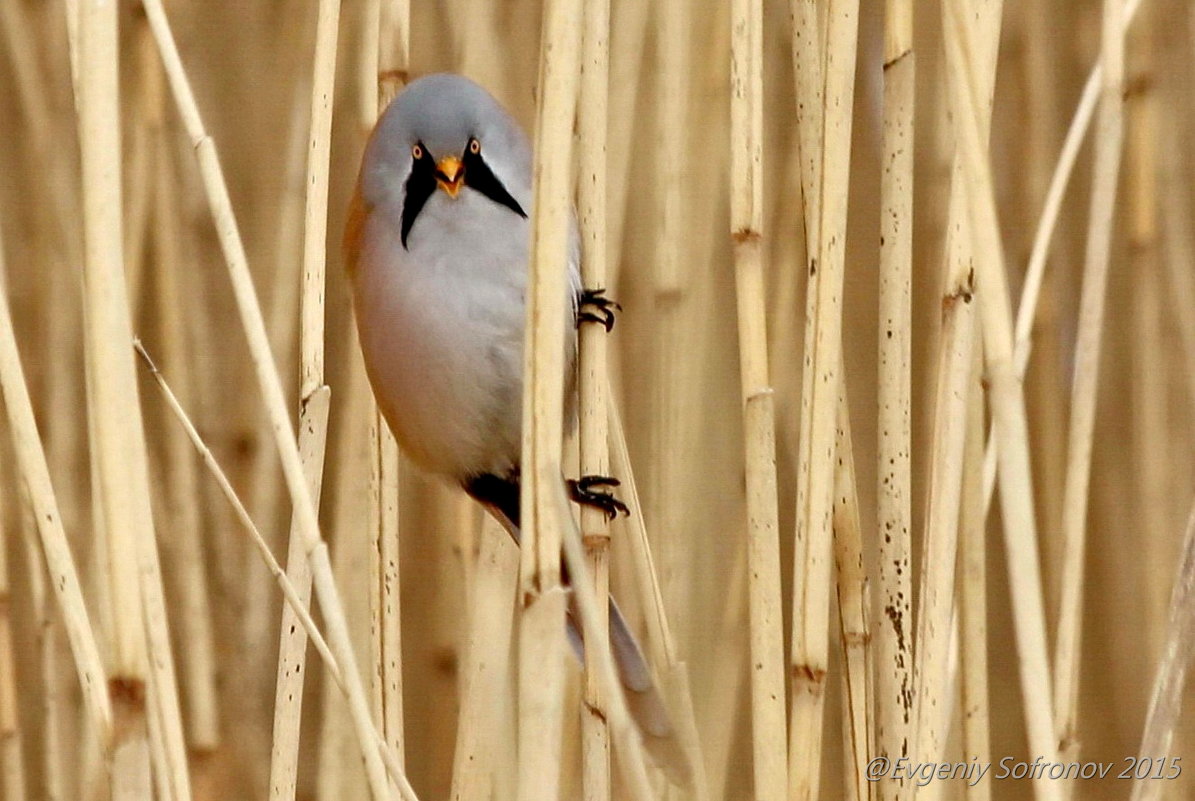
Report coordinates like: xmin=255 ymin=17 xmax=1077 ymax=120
xmin=347 ymin=73 xmax=687 ymax=783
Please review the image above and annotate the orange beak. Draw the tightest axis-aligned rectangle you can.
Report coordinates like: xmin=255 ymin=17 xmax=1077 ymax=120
xmin=435 ymin=156 xmax=464 ymax=198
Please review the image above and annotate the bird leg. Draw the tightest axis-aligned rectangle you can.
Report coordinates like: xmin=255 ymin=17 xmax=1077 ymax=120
xmin=576 ymin=288 xmax=621 ymax=332
xmin=567 ymin=475 xmax=630 ymax=520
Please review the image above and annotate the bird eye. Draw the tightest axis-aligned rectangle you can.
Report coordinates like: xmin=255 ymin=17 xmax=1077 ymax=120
xmin=468 ymin=138 xmax=481 ymax=155
xmin=411 ymin=143 xmax=424 ymax=160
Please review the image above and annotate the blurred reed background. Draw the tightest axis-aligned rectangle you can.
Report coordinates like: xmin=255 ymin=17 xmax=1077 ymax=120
xmin=1 ymin=0 xmax=1194 ymax=800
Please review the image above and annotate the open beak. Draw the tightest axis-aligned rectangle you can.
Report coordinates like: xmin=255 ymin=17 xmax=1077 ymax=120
xmin=435 ymin=156 xmax=464 ymax=198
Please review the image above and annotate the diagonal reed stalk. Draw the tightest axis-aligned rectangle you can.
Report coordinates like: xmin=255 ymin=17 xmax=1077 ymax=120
xmin=1052 ymin=0 xmax=1127 ymax=767
xmin=137 ymin=1 xmax=400 ymax=797
xmin=135 ymin=342 xmax=422 ymax=801
xmin=980 ymin=0 xmax=1147 ymax=512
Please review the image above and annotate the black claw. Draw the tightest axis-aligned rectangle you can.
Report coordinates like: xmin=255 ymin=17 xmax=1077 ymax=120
xmin=577 ymin=288 xmax=621 ymax=332
xmin=568 ymin=475 xmax=630 ymax=521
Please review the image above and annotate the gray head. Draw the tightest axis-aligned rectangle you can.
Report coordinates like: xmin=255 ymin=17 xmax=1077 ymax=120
xmin=361 ymin=74 xmax=532 ymax=247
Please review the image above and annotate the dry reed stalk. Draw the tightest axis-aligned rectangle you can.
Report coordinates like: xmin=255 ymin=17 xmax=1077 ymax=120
xmin=269 ymin=0 xmax=342 ymax=795
xmin=356 ymin=0 xmax=408 ymax=769
xmin=832 ymin=387 xmax=872 ymax=801
xmin=0 ymin=491 xmax=27 ymax=801
xmin=982 ymin=0 xmax=1147 ymax=510
xmin=450 ymin=519 xmax=518 ymax=801
xmin=912 ymin=273 xmax=974 ymax=782
xmin=137 ymin=2 xmax=396 ymax=797
xmin=76 ymin=1 xmax=159 ymax=795
xmin=369 ymin=419 xmax=403 ymax=764
xmin=790 ymin=3 xmax=859 ymax=800
xmin=320 ymin=337 xmax=374 ymax=801
xmin=1052 ymin=0 xmax=1126 ymax=764
xmin=517 ymin=0 xmax=581 ymax=796
xmin=149 ymin=59 xmax=220 ymax=755
xmin=959 ymin=338 xmax=990 ymax=801
xmin=137 ymin=346 xmax=340 ymax=698
xmin=554 ymin=492 xmax=658 ymax=801
xmin=371 ymin=0 xmax=409 ymax=773
xmin=135 ymin=343 xmax=423 ymax=801
xmin=941 ymin=3 xmax=1060 ymax=798
xmin=1018 ymin=4 xmax=1068 ymax=589
xmin=877 ymin=0 xmax=913 ymax=794
xmin=728 ymin=0 xmax=787 ymax=797
xmin=269 ymin=387 xmax=331 ymax=801
xmin=1129 ymin=499 xmax=1195 ymax=801
xmin=578 ymin=0 xmax=612 ymax=796
xmin=912 ymin=0 xmax=996 ymax=760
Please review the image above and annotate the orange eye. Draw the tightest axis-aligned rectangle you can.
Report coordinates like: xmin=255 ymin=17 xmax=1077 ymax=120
xmin=411 ymin=144 xmax=424 ymax=160
xmin=468 ymin=139 xmax=481 ymax=154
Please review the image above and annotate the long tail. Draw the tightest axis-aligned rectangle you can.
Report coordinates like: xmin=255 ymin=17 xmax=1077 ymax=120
xmin=465 ymin=474 xmax=691 ymax=784
xmin=565 ymin=598 xmax=692 ymax=786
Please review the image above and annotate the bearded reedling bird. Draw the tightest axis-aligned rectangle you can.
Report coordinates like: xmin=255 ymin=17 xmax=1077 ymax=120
xmin=344 ymin=73 xmax=685 ymax=777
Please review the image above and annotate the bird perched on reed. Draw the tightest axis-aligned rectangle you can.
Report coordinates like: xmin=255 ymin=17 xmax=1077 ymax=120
xmin=344 ymin=72 xmax=686 ymax=781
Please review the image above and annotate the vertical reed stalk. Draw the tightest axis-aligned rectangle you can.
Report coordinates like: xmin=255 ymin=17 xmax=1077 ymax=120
xmin=877 ymin=1 xmax=913 ymax=794
xmin=941 ymin=3 xmax=1060 ymax=798
xmin=912 ymin=0 xmax=996 ymax=761
xmin=77 ymin=1 xmax=159 ymax=796
xmin=832 ymin=387 xmax=873 ymax=801
xmin=363 ymin=0 xmax=409 ymax=775
xmin=959 ymin=338 xmax=990 ymax=801
xmin=517 ymin=1 xmax=581 ymax=798
xmin=790 ymin=3 xmax=859 ymax=799
xmin=1053 ymin=0 xmax=1126 ymax=764
xmin=269 ymin=0 xmax=341 ymax=796
xmin=912 ymin=272 xmax=974 ymax=780
xmin=729 ymin=0 xmax=787 ymax=798
xmin=578 ymin=0 xmax=612 ymax=796
xmin=450 ymin=520 xmax=518 ymax=801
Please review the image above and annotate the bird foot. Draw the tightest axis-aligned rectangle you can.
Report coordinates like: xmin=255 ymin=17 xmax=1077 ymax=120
xmin=568 ymin=475 xmax=630 ymax=521
xmin=577 ymin=288 xmax=621 ymax=332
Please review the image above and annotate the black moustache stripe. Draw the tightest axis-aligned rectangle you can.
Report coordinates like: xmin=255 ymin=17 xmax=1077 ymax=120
xmin=401 ymin=146 xmax=436 ymax=249
xmin=463 ymin=150 xmax=527 ymax=219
